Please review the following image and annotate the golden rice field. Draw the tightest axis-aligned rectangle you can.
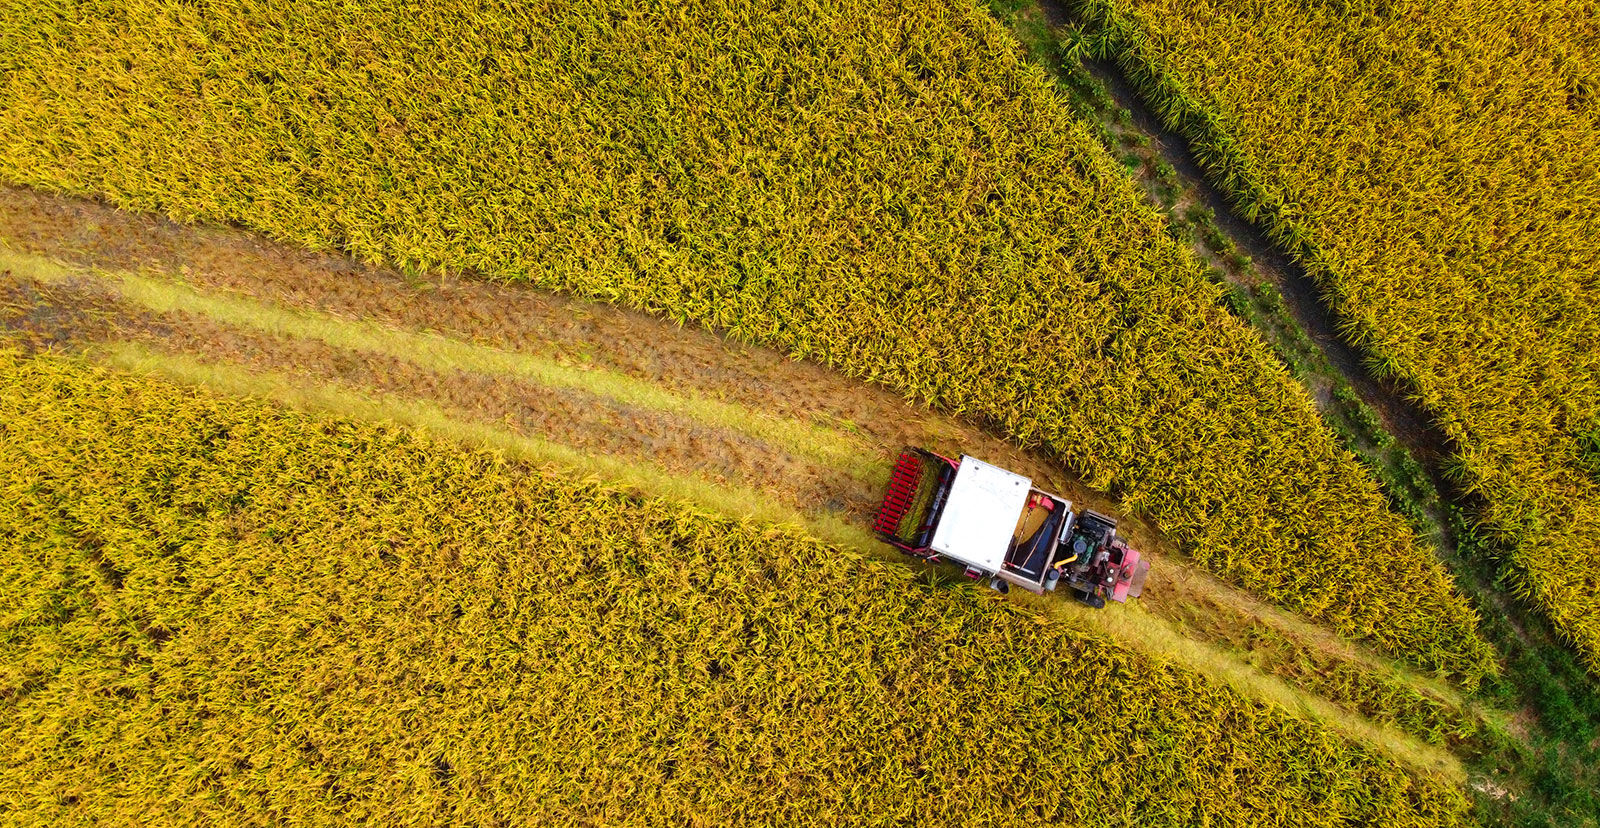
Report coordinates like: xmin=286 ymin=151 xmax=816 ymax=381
xmin=1071 ymin=0 xmax=1600 ymax=670
xmin=0 ymin=187 xmax=1487 ymax=780
xmin=0 ymin=0 xmax=1493 ymax=680
xmin=0 ymin=350 xmax=1477 ymax=826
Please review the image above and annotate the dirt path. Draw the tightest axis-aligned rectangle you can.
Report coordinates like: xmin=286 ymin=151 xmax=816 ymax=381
xmin=0 ymin=184 xmax=1480 ymax=779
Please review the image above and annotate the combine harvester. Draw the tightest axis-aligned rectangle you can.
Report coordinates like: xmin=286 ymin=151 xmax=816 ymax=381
xmin=874 ymin=448 xmax=1149 ymax=607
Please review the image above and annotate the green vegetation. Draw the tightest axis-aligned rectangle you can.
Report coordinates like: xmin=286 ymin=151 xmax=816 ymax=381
xmin=1445 ymin=511 xmax=1600 ymax=827
xmin=0 ymin=0 xmax=1491 ymax=680
xmin=1578 ymin=425 xmax=1600 ymax=481
xmin=982 ymin=0 xmax=1456 ymax=553
xmin=1068 ymin=0 xmax=1600 ymax=670
xmin=0 ymin=350 xmax=1475 ymax=825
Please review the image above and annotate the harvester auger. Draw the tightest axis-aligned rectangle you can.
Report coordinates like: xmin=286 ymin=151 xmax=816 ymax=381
xmin=873 ymin=448 xmax=1149 ymax=606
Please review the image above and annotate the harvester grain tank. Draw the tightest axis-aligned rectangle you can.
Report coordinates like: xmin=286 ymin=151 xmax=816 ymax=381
xmin=873 ymin=448 xmax=1148 ymax=605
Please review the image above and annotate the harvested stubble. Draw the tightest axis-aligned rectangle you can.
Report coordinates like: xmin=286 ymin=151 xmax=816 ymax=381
xmin=0 ymin=349 xmax=1475 ymax=826
xmin=0 ymin=0 xmax=1492 ymax=679
xmin=1070 ymin=0 xmax=1600 ymax=670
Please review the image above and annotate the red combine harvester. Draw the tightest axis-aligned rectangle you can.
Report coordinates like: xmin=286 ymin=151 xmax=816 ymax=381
xmin=874 ymin=448 xmax=1149 ymax=607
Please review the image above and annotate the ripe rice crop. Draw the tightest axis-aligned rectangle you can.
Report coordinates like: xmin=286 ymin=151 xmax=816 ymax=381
xmin=0 ymin=349 xmax=1475 ymax=826
xmin=1154 ymin=588 xmax=1484 ymax=750
xmin=1071 ymin=0 xmax=1600 ymax=670
xmin=0 ymin=0 xmax=1492 ymax=679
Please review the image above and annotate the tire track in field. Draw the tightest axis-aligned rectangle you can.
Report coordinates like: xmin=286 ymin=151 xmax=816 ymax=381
xmin=0 ymin=185 xmax=1479 ymax=778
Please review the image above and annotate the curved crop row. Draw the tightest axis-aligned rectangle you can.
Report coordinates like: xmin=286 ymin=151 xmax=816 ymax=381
xmin=1070 ymin=0 xmax=1600 ymax=670
xmin=0 ymin=0 xmax=1490 ymax=678
xmin=0 ymin=350 xmax=1474 ymax=825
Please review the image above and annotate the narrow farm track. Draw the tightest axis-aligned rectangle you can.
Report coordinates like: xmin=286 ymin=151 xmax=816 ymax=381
xmin=0 ymin=185 xmax=1480 ymax=779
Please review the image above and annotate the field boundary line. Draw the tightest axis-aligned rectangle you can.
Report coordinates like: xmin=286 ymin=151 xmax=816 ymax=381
xmin=1173 ymin=565 xmax=1472 ymax=708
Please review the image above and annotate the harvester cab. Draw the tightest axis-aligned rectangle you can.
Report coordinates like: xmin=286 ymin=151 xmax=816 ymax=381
xmin=874 ymin=448 xmax=1149 ymax=606
xmin=1053 ymin=509 xmax=1147 ymax=608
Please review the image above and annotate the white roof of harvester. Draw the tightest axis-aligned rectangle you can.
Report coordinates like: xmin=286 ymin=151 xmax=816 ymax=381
xmin=929 ymin=456 xmax=1031 ymax=573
